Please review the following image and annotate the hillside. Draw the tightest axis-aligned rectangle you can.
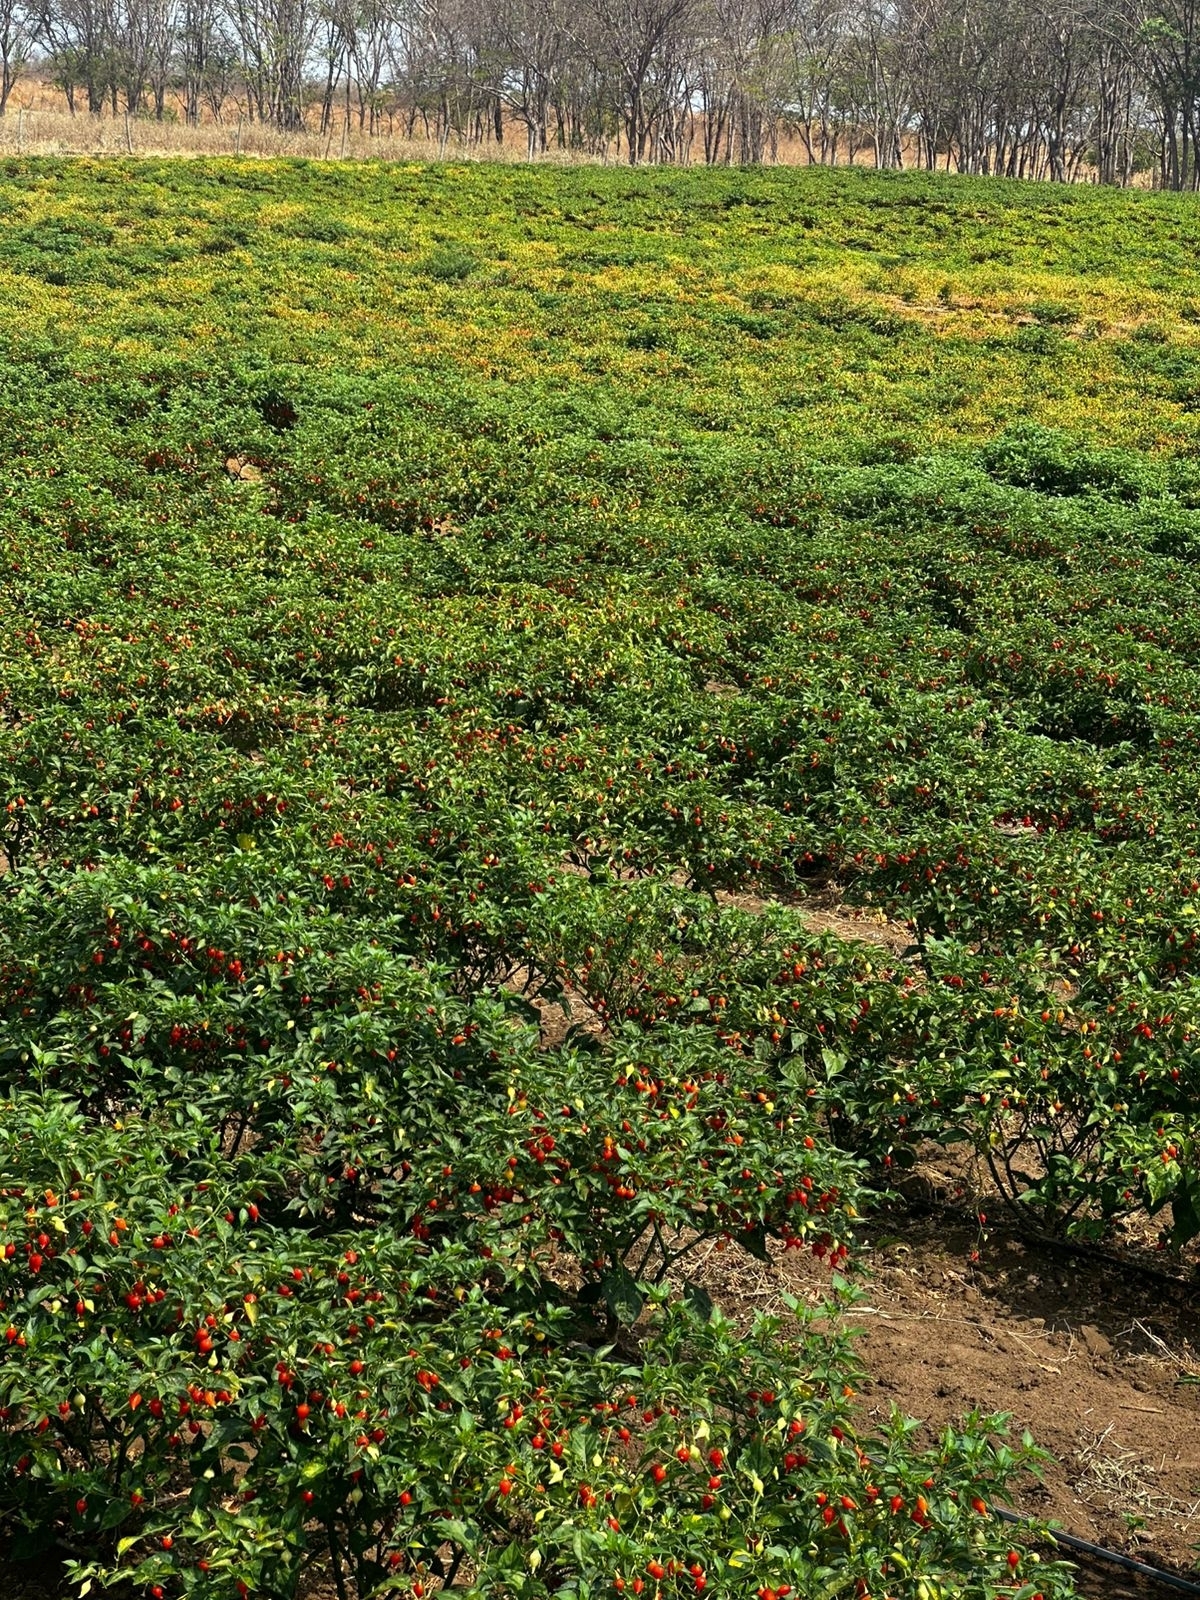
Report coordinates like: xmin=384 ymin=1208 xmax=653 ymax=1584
xmin=1 ymin=159 xmax=1198 ymax=1599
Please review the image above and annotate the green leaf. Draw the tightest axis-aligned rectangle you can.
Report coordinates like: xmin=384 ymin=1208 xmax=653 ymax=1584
xmin=682 ymin=1281 xmax=714 ymax=1322
xmin=600 ymin=1265 xmax=644 ymax=1326
xmin=742 ymin=1224 xmax=771 ymax=1262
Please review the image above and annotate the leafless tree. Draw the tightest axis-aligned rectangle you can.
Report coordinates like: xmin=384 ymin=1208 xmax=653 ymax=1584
xmin=222 ymin=0 xmax=318 ymax=124
xmin=1140 ymin=0 xmax=1200 ymax=185
xmin=490 ymin=0 xmax=569 ymax=155
xmin=576 ymin=0 xmax=698 ymax=160
xmin=0 ymin=0 xmax=34 ymax=110
xmin=177 ymin=0 xmax=233 ymax=117
xmin=40 ymin=0 xmax=115 ymax=112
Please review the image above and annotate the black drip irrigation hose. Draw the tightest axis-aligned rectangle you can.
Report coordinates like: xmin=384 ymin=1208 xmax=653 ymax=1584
xmin=992 ymin=1505 xmax=1200 ymax=1595
xmin=880 ymin=1189 xmax=1199 ymax=1300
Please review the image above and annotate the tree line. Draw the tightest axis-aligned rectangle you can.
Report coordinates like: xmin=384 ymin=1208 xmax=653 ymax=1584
xmin=5 ymin=0 xmax=1200 ymax=186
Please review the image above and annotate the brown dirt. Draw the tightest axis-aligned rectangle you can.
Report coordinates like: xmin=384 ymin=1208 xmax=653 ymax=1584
xmin=714 ymin=882 xmax=917 ymax=959
xmin=532 ymin=982 xmax=606 ymax=1048
xmin=502 ymin=963 xmax=606 ymax=1049
xmin=843 ymin=1229 xmax=1198 ymax=1562
xmin=0 ymin=1567 xmax=55 ymax=1600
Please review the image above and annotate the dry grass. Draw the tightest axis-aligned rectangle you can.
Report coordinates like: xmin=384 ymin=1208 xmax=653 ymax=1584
xmin=0 ymin=105 xmax=605 ymax=164
xmin=1071 ymin=1424 xmax=1200 ymax=1536
xmin=0 ymin=85 xmax=880 ymax=167
xmin=1125 ymin=1317 xmax=1200 ymax=1381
